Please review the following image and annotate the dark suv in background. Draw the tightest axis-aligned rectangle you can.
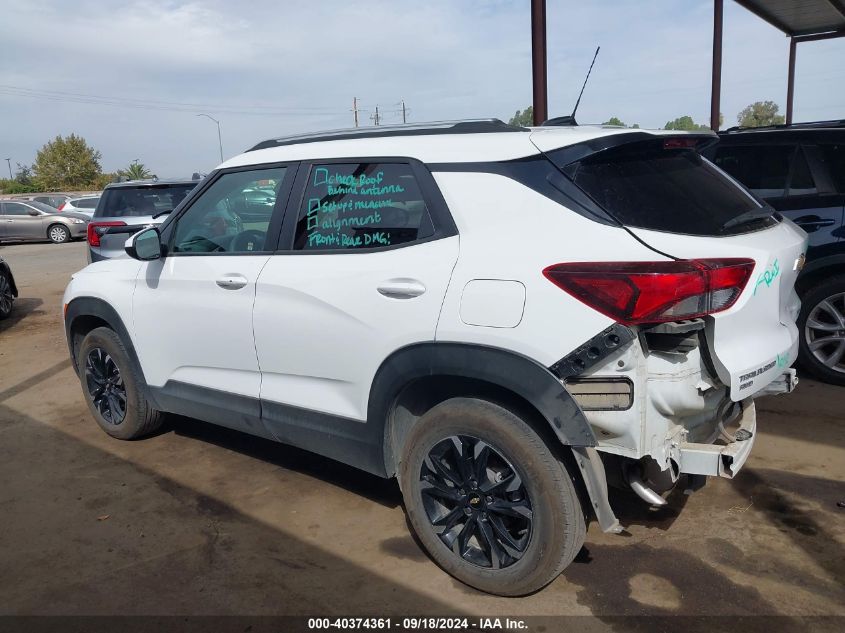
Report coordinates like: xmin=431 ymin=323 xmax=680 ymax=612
xmin=711 ymin=121 xmax=845 ymax=384
xmin=87 ymin=179 xmax=199 ymax=262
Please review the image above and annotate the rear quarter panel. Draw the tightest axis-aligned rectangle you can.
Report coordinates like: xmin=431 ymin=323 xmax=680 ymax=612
xmin=431 ymin=171 xmax=664 ymax=364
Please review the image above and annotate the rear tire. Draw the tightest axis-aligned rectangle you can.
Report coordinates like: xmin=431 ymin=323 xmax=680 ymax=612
xmin=48 ymin=224 xmax=70 ymax=244
xmin=77 ymin=327 xmax=163 ymax=439
xmin=797 ymin=276 xmax=845 ymax=386
xmin=399 ymin=397 xmax=585 ymax=596
xmin=0 ymin=271 xmax=14 ymax=320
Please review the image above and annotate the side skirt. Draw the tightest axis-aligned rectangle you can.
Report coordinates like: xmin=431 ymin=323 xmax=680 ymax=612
xmin=149 ymin=381 xmax=386 ymax=477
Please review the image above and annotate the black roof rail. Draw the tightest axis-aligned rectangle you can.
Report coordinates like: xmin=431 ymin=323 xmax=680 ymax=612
xmin=723 ymin=119 xmax=845 ymax=133
xmin=246 ymin=119 xmax=528 ymax=152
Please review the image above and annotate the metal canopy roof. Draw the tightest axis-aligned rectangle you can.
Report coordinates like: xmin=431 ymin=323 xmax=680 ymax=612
xmin=734 ymin=0 xmax=845 ymax=36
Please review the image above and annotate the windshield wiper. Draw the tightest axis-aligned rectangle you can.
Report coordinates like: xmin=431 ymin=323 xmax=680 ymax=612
xmin=151 ymin=209 xmax=173 ymax=219
xmin=720 ymin=208 xmax=775 ymax=231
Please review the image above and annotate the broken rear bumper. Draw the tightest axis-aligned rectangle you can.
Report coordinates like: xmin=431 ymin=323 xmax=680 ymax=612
xmin=678 ymin=400 xmax=756 ymax=478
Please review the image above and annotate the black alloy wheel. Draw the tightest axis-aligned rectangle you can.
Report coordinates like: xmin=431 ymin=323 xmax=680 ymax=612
xmin=84 ymin=347 xmax=127 ymax=425
xmin=0 ymin=273 xmax=13 ymax=318
xmin=420 ymin=434 xmax=533 ymax=570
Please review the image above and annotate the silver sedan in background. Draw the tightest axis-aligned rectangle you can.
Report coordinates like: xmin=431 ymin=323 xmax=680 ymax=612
xmin=0 ymin=200 xmax=89 ymax=244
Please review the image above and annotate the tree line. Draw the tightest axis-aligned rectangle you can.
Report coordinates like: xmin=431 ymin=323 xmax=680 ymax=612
xmin=0 ymin=134 xmax=154 ymax=194
xmin=3 ymin=101 xmax=788 ymax=194
xmin=507 ymin=100 xmax=786 ymax=130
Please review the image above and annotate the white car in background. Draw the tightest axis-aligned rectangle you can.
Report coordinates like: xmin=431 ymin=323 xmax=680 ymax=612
xmin=63 ymin=119 xmax=807 ymax=596
xmin=59 ymin=195 xmax=100 ymax=217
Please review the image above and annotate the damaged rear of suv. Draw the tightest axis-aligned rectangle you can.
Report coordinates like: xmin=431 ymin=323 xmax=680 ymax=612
xmin=531 ymin=129 xmax=805 ymax=499
xmin=63 ymin=120 xmax=806 ymax=596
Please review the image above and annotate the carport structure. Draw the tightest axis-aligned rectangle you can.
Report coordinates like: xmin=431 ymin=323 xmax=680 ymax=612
xmin=713 ymin=0 xmax=845 ymax=128
xmin=529 ymin=0 xmax=845 ymax=128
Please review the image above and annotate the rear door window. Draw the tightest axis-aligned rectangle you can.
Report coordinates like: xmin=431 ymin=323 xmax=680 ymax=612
xmin=713 ymin=144 xmax=794 ymax=198
xmin=291 ymin=162 xmax=435 ymax=250
xmin=556 ymin=139 xmax=770 ymax=236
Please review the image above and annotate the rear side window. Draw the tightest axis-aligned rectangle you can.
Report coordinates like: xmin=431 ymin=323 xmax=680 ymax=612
xmin=76 ymin=198 xmax=99 ymax=209
xmin=819 ymin=144 xmax=845 ymax=193
xmin=787 ymin=148 xmax=817 ymax=196
xmin=559 ymin=140 xmax=769 ymax=236
xmin=292 ymin=162 xmax=435 ymax=250
xmin=713 ymin=145 xmax=793 ymax=198
xmin=96 ymin=184 xmax=195 ymax=218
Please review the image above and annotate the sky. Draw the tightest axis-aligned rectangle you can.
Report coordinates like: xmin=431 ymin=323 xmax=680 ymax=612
xmin=1 ymin=0 xmax=844 ymax=177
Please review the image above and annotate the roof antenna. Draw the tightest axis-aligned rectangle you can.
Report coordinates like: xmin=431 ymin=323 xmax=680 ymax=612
xmin=543 ymin=46 xmax=600 ymax=127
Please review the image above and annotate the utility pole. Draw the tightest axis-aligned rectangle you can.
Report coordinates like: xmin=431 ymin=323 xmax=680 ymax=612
xmin=371 ymin=105 xmax=380 ymax=126
xmin=4 ymin=158 xmax=11 ymax=180
xmin=196 ymin=113 xmax=223 ymax=163
xmin=352 ymin=97 xmax=359 ymax=127
xmin=530 ymin=0 xmax=548 ymax=125
xmin=401 ymin=99 xmax=407 ymax=124
xmin=710 ymin=0 xmax=723 ymax=131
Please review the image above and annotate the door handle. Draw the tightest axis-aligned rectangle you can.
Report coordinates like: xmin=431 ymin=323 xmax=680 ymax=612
xmin=216 ymin=274 xmax=248 ymax=290
xmin=794 ymin=215 xmax=835 ymax=230
xmin=377 ymin=279 xmax=426 ymax=299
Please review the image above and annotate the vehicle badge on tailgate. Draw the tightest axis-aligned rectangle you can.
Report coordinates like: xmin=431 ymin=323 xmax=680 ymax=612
xmin=793 ymin=254 xmax=806 ymax=272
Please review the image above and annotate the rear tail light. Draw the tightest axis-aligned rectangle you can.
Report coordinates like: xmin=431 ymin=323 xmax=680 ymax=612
xmin=57 ymin=203 xmax=66 ymax=211
xmin=543 ymin=258 xmax=755 ymax=325
xmin=87 ymin=221 xmax=126 ymax=247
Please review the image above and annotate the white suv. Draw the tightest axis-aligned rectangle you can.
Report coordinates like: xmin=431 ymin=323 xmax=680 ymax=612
xmin=63 ymin=120 xmax=806 ymax=596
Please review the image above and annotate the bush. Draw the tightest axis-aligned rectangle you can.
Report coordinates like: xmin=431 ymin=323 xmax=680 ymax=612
xmin=0 ymin=179 xmax=40 ymax=194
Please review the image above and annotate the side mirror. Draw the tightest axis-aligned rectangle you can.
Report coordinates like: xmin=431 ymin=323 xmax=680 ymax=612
xmin=125 ymin=226 xmax=162 ymax=261
xmin=28 ymin=210 xmax=39 ymax=216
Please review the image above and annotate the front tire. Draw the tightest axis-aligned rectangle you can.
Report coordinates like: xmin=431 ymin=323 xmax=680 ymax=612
xmin=48 ymin=224 xmax=70 ymax=244
xmin=77 ymin=327 xmax=163 ymax=439
xmin=399 ymin=398 xmax=585 ymax=596
xmin=798 ymin=276 xmax=845 ymax=386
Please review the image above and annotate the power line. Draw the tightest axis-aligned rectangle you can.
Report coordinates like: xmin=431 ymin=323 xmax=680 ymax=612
xmin=0 ymin=84 xmax=346 ymax=117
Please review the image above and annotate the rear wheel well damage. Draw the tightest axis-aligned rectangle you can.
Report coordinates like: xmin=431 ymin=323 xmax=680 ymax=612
xmin=372 ymin=342 xmax=618 ymax=532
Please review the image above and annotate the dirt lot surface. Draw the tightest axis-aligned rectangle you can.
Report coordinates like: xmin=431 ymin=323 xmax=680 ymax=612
xmin=1 ymin=241 xmax=843 ymax=628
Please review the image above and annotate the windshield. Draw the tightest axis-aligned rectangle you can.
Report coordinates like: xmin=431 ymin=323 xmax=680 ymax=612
xmin=552 ymin=139 xmax=778 ymax=236
xmin=95 ymin=184 xmax=196 ymax=218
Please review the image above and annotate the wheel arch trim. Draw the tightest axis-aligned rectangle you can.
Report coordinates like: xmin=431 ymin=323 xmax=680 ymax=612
xmin=370 ymin=342 xmax=620 ymax=532
xmin=799 ymin=255 xmax=845 ymax=288
xmin=64 ymin=297 xmax=149 ymax=392
xmin=370 ymin=342 xmax=597 ymax=472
